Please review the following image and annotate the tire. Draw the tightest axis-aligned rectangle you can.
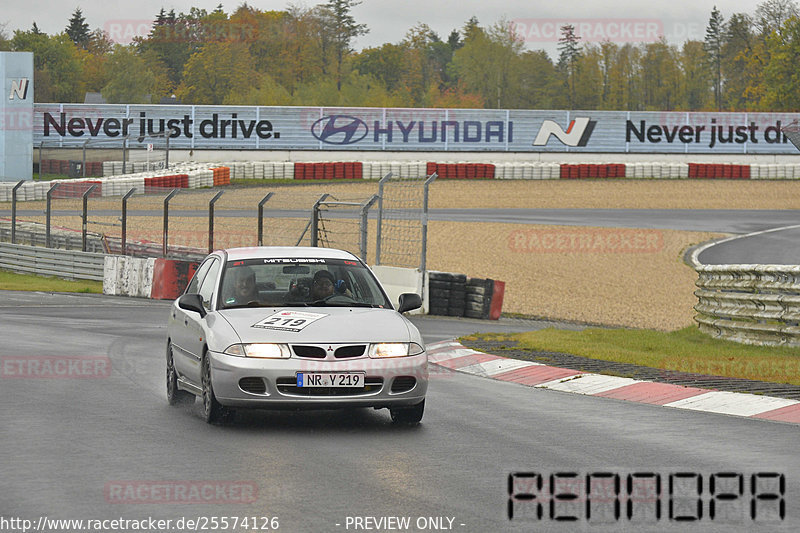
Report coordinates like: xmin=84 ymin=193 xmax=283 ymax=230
xmin=465 ymin=301 xmax=484 ymax=312
xmin=428 ymin=280 xmax=451 ymax=290
xmin=466 ymin=286 xmax=486 ymax=296
xmin=201 ymin=353 xmax=234 ymax=424
xmin=166 ymin=342 xmax=194 ymax=406
xmin=429 ymin=288 xmax=450 ymax=299
xmin=464 ymin=310 xmax=484 ymax=319
xmin=428 ymin=307 xmax=448 ymax=316
xmin=447 ymin=307 xmax=464 ymax=317
xmin=429 ymin=272 xmax=454 ymax=282
xmin=466 ymin=293 xmax=484 ymax=303
xmin=449 ymin=289 xmax=465 ymax=300
xmin=390 ymin=399 xmax=424 ymax=425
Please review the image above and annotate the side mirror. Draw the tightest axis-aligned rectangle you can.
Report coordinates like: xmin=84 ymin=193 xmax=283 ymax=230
xmin=397 ymin=293 xmax=422 ymax=313
xmin=178 ymin=293 xmax=207 ymax=318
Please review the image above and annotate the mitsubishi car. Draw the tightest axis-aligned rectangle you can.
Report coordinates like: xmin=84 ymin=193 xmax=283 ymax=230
xmin=166 ymin=246 xmax=427 ymax=425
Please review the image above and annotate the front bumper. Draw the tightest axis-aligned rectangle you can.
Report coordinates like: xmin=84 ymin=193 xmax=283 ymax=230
xmin=208 ymin=350 xmax=428 ymax=409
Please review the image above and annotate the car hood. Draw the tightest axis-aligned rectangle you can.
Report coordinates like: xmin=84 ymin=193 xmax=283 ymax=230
xmin=217 ymin=306 xmax=414 ymax=344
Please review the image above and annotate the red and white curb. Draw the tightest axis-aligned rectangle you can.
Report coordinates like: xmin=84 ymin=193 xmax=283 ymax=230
xmin=427 ymin=340 xmax=800 ymax=424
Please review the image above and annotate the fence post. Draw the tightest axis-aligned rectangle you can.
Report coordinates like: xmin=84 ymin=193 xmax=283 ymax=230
xmin=11 ymin=180 xmax=24 ymax=244
xmin=81 ymin=184 xmax=98 ymax=252
xmin=375 ymin=172 xmax=392 ymax=265
xmin=421 ymin=173 xmax=437 ymax=272
xmin=162 ymin=188 xmax=179 ymax=257
xmin=38 ymin=142 xmax=43 ymax=181
xmin=45 ymin=183 xmax=59 ymax=248
xmin=257 ymin=192 xmax=274 ymax=246
xmin=121 ymin=187 xmax=137 ymax=255
xmin=122 ymin=137 xmax=128 ymax=174
xmin=311 ymin=193 xmax=330 ymax=248
xmin=360 ymin=195 xmax=380 ymax=263
xmin=82 ymin=139 xmax=89 ymax=178
xmin=208 ymin=190 xmax=224 ymax=253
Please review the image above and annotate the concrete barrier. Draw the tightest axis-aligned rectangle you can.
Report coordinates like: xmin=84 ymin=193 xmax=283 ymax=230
xmin=103 ymin=256 xmax=155 ymax=298
xmin=371 ymin=265 xmax=425 ymax=314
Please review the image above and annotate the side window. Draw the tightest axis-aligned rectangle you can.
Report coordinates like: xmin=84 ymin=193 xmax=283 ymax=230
xmin=198 ymin=259 xmax=221 ymax=309
xmin=186 ymin=258 xmax=214 ymax=295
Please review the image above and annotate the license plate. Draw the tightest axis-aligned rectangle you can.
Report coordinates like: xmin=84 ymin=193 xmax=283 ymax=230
xmin=296 ymin=372 xmax=365 ymax=388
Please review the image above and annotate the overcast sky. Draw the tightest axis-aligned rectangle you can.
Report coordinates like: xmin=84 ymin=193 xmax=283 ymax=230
xmin=1 ymin=0 xmax=768 ymax=59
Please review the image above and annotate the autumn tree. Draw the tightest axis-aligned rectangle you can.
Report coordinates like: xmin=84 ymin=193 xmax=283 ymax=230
xmin=681 ymin=40 xmax=712 ymax=110
xmin=722 ymin=13 xmax=756 ymax=109
xmin=101 ymin=45 xmax=164 ymax=103
xmin=177 ymin=41 xmax=257 ymax=104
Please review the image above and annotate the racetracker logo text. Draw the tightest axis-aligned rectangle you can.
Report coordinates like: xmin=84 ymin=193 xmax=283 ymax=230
xmin=311 ymin=115 xmax=369 ymax=145
xmin=533 ymin=117 xmax=597 ymax=147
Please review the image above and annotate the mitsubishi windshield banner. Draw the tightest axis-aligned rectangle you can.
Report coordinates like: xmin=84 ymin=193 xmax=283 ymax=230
xmin=34 ymin=104 xmax=800 ymax=154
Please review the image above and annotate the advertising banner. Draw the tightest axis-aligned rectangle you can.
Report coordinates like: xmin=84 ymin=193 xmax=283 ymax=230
xmin=33 ymin=104 xmax=800 ymax=155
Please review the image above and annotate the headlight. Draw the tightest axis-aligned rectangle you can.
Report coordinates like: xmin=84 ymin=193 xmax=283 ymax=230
xmin=224 ymin=343 xmax=291 ymax=359
xmin=368 ymin=342 xmax=424 ymax=358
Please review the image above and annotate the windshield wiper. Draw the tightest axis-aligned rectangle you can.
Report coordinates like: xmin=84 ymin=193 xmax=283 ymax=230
xmin=307 ymin=300 xmax=383 ymax=308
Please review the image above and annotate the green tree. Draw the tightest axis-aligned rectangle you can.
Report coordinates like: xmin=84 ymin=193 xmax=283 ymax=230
xmin=761 ymin=14 xmax=800 ymax=110
xmin=681 ymin=40 xmax=712 ymax=110
xmin=324 ymin=0 xmax=368 ymax=91
xmin=641 ymin=40 xmax=682 ymax=110
xmin=11 ymin=30 xmax=84 ymax=101
xmin=66 ymin=8 xmax=91 ymax=49
xmin=557 ymin=24 xmax=582 ymax=107
xmin=704 ymin=6 xmax=725 ymax=110
xmin=722 ymin=13 xmax=756 ymax=109
xmin=450 ymin=19 xmax=524 ymax=108
xmin=101 ymin=45 xmax=163 ymax=103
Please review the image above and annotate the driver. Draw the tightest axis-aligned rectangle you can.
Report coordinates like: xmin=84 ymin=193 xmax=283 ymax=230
xmin=311 ymin=270 xmax=335 ymax=300
xmin=229 ymin=266 xmax=259 ymax=305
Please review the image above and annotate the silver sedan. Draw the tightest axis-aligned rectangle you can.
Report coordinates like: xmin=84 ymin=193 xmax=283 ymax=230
xmin=166 ymin=246 xmax=427 ymax=425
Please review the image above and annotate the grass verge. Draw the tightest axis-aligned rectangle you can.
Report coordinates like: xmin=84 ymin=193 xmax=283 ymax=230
xmin=462 ymin=326 xmax=800 ymax=386
xmin=0 ymin=269 xmax=103 ymax=294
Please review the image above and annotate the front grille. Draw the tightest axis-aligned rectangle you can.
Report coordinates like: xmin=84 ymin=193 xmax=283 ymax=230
xmin=292 ymin=345 xmax=326 ymax=358
xmin=334 ymin=345 xmax=366 ymax=358
xmin=276 ymin=377 xmax=383 ymax=396
xmin=239 ymin=377 xmax=267 ymax=395
xmin=391 ymin=376 xmax=417 ymax=393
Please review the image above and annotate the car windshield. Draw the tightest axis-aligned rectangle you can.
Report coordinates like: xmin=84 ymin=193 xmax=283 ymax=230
xmin=218 ymin=257 xmax=393 ymax=310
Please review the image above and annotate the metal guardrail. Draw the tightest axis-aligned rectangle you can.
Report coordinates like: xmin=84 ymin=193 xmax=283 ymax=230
xmin=0 ymin=242 xmax=105 ymax=281
xmin=694 ymin=264 xmax=800 ymax=346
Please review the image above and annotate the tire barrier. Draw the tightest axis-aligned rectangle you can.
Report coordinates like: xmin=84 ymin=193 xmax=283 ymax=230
xmin=1 ymin=164 xmax=230 ymax=202
xmin=294 ymin=162 xmax=363 ymax=180
xmin=427 ymin=271 xmax=504 ymax=320
xmin=694 ymin=264 xmax=800 ymax=346
xmin=149 ymin=258 xmax=199 ymax=300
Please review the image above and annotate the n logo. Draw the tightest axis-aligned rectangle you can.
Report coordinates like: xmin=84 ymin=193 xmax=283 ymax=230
xmin=9 ymin=78 xmax=30 ymax=100
xmin=533 ymin=117 xmax=596 ymax=147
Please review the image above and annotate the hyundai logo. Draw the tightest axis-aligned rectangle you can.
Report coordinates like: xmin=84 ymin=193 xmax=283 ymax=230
xmin=311 ymin=115 xmax=369 ymax=145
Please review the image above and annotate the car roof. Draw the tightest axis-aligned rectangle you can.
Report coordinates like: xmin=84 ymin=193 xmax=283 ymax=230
xmin=221 ymin=246 xmax=360 ymax=262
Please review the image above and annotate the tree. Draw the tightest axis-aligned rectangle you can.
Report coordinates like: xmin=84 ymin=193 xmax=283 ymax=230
xmin=557 ymin=24 xmax=582 ymax=107
xmin=324 ymin=0 xmax=368 ymax=91
xmin=722 ymin=13 xmax=756 ymax=109
xmin=101 ymin=45 xmax=163 ymax=103
xmin=450 ymin=19 xmax=525 ymax=108
xmin=641 ymin=40 xmax=682 ymax=110
xmin=66 ymin=8 xmax=91 ymax=49
xmin=754 ymin=0 xmax=799 ymax=36
xmin=681 ymin=40 xmax=712 ymax=110
xmin=704 ymin=6 xmax=725 ymax=110
xmin=177 ymin=41 xmax=257 ymax=104
xmin=11 ymin=30 xmax=84 ymax=101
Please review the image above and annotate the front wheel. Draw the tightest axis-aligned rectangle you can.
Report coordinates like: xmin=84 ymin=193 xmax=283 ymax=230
xmin=390 ymin=399 xmax=425 ymax=425
xmin=167 ymin=342 xmax=194 ymax=406
xmin=201 ymin=353 xmax=234 ymax=424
